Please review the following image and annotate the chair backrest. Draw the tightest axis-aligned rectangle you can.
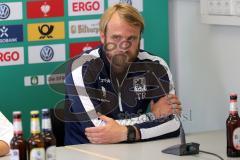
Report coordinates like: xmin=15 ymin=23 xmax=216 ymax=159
xmin=50 ymin=108 xmax=65 ymax=147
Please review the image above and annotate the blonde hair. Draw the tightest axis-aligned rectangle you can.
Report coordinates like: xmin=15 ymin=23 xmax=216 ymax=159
xmin=99 ymin=3 xmax=144 ymax=34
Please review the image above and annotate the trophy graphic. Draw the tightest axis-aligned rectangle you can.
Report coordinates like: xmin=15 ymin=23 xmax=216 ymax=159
xmin=41 ymin=2 xmax=50 ymax=17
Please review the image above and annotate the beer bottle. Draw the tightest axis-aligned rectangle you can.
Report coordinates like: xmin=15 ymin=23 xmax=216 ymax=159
xmin=226 ymin=93 xmax=240 ymax=157
xmin=42 ymin=109 xmax=56 ymax=160
xmin=28 ymin=110 xmax=45 ymax=160
xmin=10 ymin=111 xmax=27 ymax=160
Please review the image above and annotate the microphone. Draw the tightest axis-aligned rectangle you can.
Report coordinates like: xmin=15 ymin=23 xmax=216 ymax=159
xmin=152 ymin=72 xmax=200 ymax=156
xmin=162 ymin=114 xmax=200 ymax=156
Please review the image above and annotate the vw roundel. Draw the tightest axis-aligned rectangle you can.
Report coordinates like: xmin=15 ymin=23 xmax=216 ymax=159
xmin=0 ymin=4 xmax=10 ymax=19
xmin=40 ymin=46 xmax=54 ymax=61
xmin=28 ymin=44 xmax=66 ymax=64
xmin=0 ymin=2 xmax=23 ymax=21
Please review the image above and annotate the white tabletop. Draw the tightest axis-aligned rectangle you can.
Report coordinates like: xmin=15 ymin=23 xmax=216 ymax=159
xmin=0 ymin=130 xmax=238 ymax=160
xmin=65 ymin=130 xmax=228 ymax=160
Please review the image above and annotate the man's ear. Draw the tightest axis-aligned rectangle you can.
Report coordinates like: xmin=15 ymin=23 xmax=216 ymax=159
xmin=100 ymin=32 xmax=105 ymax=44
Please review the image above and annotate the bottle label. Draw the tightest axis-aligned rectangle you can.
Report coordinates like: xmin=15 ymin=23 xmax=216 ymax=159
xmin=31 ymin=118 xmax=40 ymax=134
xmin=46 ymin=146 xmax=56 ymax=160
xmin=230 ymin=102 xmax=238 ymax=113
xmin=42 ymin=118 xmax=52 ymax=130
xmin=13 ymin=119 xmax=22 ymax=134
xmin=30 ymin=148 xmax=45 ymax=160
xmin=233 ymin=127 xmax=240 ymax=150
xmin=10 ymin=149 xmax=19 ymax=160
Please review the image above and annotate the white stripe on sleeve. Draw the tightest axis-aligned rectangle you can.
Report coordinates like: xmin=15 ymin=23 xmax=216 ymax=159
xmin=71 ymin=49 xmax=104 ymax=127
xmin=140 ymin=116 xmax=180 ymax=140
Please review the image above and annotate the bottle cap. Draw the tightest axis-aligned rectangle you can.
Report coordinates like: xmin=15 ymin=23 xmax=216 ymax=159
xmin=230 ymin=93 xmax=237 ymax=100
xmin=30 ymin=110 xmax=39 ymax=115
xmin=13 ymin=111 xmax=21 ymax=115
xmin=42 ymin=108 xmax=49 ymax=112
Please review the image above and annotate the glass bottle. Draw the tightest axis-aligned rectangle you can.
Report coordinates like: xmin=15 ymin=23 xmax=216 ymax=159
xmin=226 ymin=93 xmax=240 ymax=157
xmin=10 ymin=111 xmax=27 ymax=160
xmin=42 ymin=108 xmax=56 ymax=160
xmin=27 ymin=110 xmax=45 ymax=160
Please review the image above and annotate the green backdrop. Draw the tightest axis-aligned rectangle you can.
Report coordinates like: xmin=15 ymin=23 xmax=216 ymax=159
xmin=0 ymin=0 xmax=169 ymax=138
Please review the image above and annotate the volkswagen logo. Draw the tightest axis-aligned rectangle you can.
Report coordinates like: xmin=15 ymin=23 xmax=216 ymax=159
xmin=0 ymin=4 xmax=10 ymax=19
xmin=40 ymin=46 xmax=54 ymax=61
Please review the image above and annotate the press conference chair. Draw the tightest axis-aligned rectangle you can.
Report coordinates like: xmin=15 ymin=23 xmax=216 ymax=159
xmin=50 ymin=108 xmax=65 ymax=147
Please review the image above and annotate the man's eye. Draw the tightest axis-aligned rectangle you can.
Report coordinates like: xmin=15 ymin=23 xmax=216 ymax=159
xmin=112 ymin=36 xmax=121 ymax=41
xmin=128 ymin=37 xmax=137 ymax=41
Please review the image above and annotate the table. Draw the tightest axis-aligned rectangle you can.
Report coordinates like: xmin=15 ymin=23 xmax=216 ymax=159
xmin=0 ymin=130 xmax=237 ymax=160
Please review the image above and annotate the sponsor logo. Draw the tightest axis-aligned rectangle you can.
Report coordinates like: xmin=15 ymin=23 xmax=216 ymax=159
xmin=24 ymin=75 xmax=45 ymax=87
xmin=108 ymin=0 xmax=143 ymax=12
xmin=0 ymin=2 xmax=23 ymax=21
xmin=133 ymin=77 xmax=146 ymax=92
xmin=119 ymin=0 xmax=132 ymax=5
xmin=46 ymin=73 xmax=65 ymax=84
xmin=0 ymin=47 xmax=24 ymax=66
xmin=69 ymin=39 xmax=142 ymax=58
xmin=38 ymin=24 xmax=54 ymax=39
xmin=27 ymin=0 xmax=64 ymax=19
xmin=69 ymin=19 xmax=99 ymax=38
xmin=41 ymin=2 xmax=51 ymax=16
xmin=40 ymin=46 xmax=54 ymax=61
xmin=68 ymin=0 xmax=104 ymax=16
xmin=70 ymin=41 xmax=101 ymax=58
xmin=28 ymin=22 xmax=65 ymax=41
xmin=0 ymin=4 xmax=10 ymax=19
xmin=31 ymin=76 xmax=39 ymax=85
xmin=0 ymin=26 xmax=8 ymax=37
xmin=28 ymin=44 xmax=66 ymax=64
xmin=0 ymin=25 xmax=23 ymax=43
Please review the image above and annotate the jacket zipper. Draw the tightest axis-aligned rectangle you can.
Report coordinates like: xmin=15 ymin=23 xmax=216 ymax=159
xmin=116 ymin=79 xmax=123 ymax=112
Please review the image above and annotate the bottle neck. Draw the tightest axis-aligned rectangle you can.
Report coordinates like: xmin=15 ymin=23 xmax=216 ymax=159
xmin=229 ymin=100 xmax=238 ymax=115
xmin=31 ymin=117 xmax=40 ymax=135
xmin=42 ymin=117 xmax=52 ymax=132
xmin=13 ymin=118 xmax=23 ymax=136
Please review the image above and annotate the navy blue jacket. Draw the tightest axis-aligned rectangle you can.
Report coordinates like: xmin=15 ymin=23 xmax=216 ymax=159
xmin=64 ymin=46 xmax=180 ymax=145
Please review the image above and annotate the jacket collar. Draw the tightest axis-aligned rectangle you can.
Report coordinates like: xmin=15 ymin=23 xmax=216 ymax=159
xmin=98 ymin=45 xmax=111 ymax=77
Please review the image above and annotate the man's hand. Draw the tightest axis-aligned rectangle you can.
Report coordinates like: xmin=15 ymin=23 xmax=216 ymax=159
xmin=0 ymin=141 xmax=10 ymax=156
xmin=150 ymin=94 xmax=182 ymax=119
xmin=85 ymin=115 xmax=127 ymax=144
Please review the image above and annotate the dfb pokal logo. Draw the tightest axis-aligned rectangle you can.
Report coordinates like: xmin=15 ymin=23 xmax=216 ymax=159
xmin=0 ymin=4 xmax=10 ymax=19
xmin=40 ymin=46 xmax=54 ymax=61
xmin=38 ymin=24 xmax=54 ymax=39
xmin=31 ymin=76 xmax=39 ymax=85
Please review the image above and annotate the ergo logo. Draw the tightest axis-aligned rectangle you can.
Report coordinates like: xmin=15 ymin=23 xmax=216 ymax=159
xmin=72 ymin=1 xmax=100 ymax=11
xmin=0 ymin=51 xmax=19 ymax=62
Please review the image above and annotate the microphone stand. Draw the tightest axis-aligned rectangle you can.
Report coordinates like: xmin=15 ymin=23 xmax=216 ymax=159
xmin=162 ymin=114 xmax=200 ymax=156
xmin=151 ymin=71 xmax=200 ymax=156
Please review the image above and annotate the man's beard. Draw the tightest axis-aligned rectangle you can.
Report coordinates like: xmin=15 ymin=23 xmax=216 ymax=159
xmin=111 ymin=53 xmax=129 ymax=74
xmin=103 ymin=39 xmax=140 ymax=74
